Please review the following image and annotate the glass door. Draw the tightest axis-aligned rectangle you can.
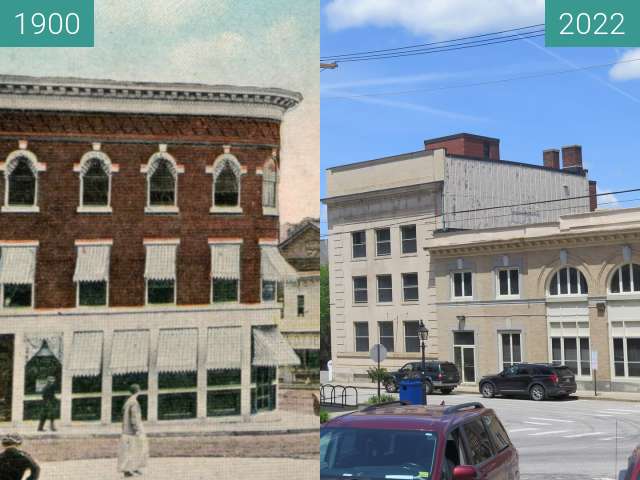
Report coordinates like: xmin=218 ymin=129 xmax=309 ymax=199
xmin=453 ymin=332 xmax=475 ymax=383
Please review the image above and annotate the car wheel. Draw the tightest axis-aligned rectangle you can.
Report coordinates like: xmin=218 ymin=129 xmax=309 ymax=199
xmin=440 ymin=388 xmax=453 ymax=395
xmin=480 ymin=382 xmax=495 ymax=398
xmin=530 ymin=384 xmax=546 ymax=401
xmin=384 ymin=380 xmax=397 ymax=393
xmin=424 ymin=381 xmax=434 ymax=395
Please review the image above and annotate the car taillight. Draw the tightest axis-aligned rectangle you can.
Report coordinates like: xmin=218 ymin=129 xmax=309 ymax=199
xmin=550 ymin=373 xmax=559 ymax=384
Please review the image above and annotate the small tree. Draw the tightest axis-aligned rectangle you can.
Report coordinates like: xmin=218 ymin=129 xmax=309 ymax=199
xmin=366 ymin=366 xmax=390 ymax=384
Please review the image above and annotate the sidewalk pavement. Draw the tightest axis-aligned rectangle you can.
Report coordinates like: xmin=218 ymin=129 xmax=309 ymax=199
xmin=7 ymin=411 xmax=318 ymax=440
xmin=42 ymin=457 xmax=319 ymax=480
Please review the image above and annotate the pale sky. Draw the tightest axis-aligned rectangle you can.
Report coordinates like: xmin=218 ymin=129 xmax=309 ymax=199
xmin=0 ymin=0 xmax=319 ymax=224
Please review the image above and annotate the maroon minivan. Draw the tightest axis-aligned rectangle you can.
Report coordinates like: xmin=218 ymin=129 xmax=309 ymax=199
xmin=321 ymin=402 xmax=519 ymax=480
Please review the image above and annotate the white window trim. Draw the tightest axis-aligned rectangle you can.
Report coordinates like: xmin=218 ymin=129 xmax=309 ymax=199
xmin=351 ymin=230 xmax=367 ymax=260
xmin=608 ymin=263 xmax=640 ymax=296
xmin=451 ymin=270 xmax=473 ymax=300
xmin=0 ymin=283 xmax=35 ymax=310
xmin=260 ymin=279 xmax=280 ymax=304
xmin=143 ymin=238 xmax=178 ymax=306
xmin=378 ymin=321 xmax=395 ymax=352
xmin=258 ymin=154 xmax=279 ymax=216
xmin=611 ymin=334 xmax=640 ymax=379
xmin=354 ymin=322 xmax=369 ymax=353
xmin=403 ymin=321 xmax=421 ymax=353
xmin=141 ymin=148 xmax=183 ymax=214
xmin=375 ymin=228 xmax=391 ymax=257
xmin=76 ymin=280 xmax=110 ymax=308
xmin=207 ymin=151 xmax=246 ymax=215
xmin=376 ymin=274 xmax=393 ymax=304
xmin=352 ymin=276 xmax=368 ymax=304
xmin=211 ymin=278 xmax=240 ymax=305
xmin=495 ymin=267 xmax=520 ymax=299
xmin=1 ymin=149 xmax=45 ymax=213
xmin=452 ymin=332 xmax=476 ymax=384
xmin=75 ymin=150 xmax=117 ymax=214
xmin=209 ymin=238 xmax=242 ymax=305
xmin=548 ymin=335 xmax=592 ymax=380
xmin=497 ymin=331 xmax=523 ymax=371
xmin=145 ymin=278 xmax=177 ymax=306
xmin=401 ymin=272 xmax=419 ymax=303
xmin=400 ymin=224 xmax=418 ymax=256
xmin=548 ymin=266 xmax=588 ymax=298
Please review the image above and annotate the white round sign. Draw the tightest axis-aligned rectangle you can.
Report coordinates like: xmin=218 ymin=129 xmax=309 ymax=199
xmin=369 ymin=343 xmax=388 ymax=363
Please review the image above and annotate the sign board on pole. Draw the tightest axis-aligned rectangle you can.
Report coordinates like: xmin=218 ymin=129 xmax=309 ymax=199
xmin=369 ymin=344 xmax=387 ymax=363
xmin=591 ymin=350 xmax=598 ymax=370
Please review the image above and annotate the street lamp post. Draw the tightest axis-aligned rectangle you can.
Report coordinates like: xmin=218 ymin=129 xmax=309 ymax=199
xmin=418 ymin=321 xmax=429 ymax=372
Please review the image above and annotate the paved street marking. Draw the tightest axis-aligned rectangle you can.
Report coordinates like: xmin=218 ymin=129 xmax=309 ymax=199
xmin=600 ymin=436 xmax=624 ymax=441
xmin=528 ymin=417 xmax=575 ymax=423
xmin=563 ymin=432 xmax=604 ymax=438
xmin=602 ymin=409 xmax=637 ymax=413
xmin=524 ymin=421 xmax=552 ymax=426
xmin=529 ymin=430 xmax=569 ymax=436
xmin=508 ymin=427 xmax=539 ymax=433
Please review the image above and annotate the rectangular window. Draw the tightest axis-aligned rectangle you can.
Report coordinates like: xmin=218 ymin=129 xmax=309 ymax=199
xmin=78 ymin=281 xmax=107 ymax=307
xmin=354 ymin=322 xmax=369 ymax=352
xmin=404 ymin=321 xmax=420 ymax=353
xmin=452 ymin=271 xmax=472 ymax=298
xmin=212 ymin=279 xmax=238 ymax=303
xmin=297 ymin=295 xmax=305 ymax=316
xmin=500 ymin=333 xmax=522 ymax=370
xmin=3 ymin=284 xmax=33 ymax=308
xmin=579 ymin=337 xmax=591 ymax=376
xmin=400 ymin=225 xmax=417 ymax=254
xmin=402 ymin=272 xmax=419 ymax=302
xmin=551 ymin=336 xmax=590 ymax=377
xmin=207 ymin=369 xmax=241 ymax=416
xmin=497 ymin=268 xmax=519 ymax=297
xmin=353 ymin=276 xmax=368 ymax=303
xmin=147 ymin=279 xmax=175 ymax=304
xmin=262 ymin=280 xmax=276 ymax=302
xmin=351 ymin=231 xmax=366 ymax=259
xmin=378 ymin=321 xmax=394 ymax=353
xmin=377 ymin=274 xmax=393 ymax=303
xmin=614 ymin=338 xmax=626 ymax=377
xmin=615 ymin=337 xmax=640 ymax=377
xmin=628 ymin=338 xmax=640 ymax=377
xmin=375 ymin=228 xmax=391 ymax=256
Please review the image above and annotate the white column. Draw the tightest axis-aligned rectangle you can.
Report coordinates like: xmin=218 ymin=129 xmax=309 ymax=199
xmin=147 ymin=328 xmax=159 ymax=423
xmin=11 ymin=332 xmax=25 ymax=426
xmin=101 ymin=329 xmax=113 ymax=425
xmin=60 ymin=330 xmax=73 ymax=426
xmin=197 ymin=327 xmax=208 ymax=419
xmin=241 ymin=322 xmax=252 ymax=420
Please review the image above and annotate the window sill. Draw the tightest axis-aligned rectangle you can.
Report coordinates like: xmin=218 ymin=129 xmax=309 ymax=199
xmin=351 ymin=257 xmax=367 ymax=262
xmin=376 ymin=302 xmax=394 ymax=306
xmin=496 ymin=295 xmax=521 ymax=301
xmin=145 ymin=206 xmax=179 ymax=215
xmin=352 ymin=302 xmax=369 ymax=307
xmin=77 ymin=206 xmax=112 ymax=214
xmin=607 ymin=293 xmax=640 ymax=301
xmin=210 ymin=206 xmax=243 ymax=215
xmin=262 ymin=206 xmax=278 ymax=217
xmin=546 ymin=296 xmax=588 ymax=303
xmin=375 ymin=254 xmax=392 ymax=259
xmin=400 ymin=252 xmax=419 ymax=258
xmin=402 ymin=301 xmax=420 ymax=305
xmin=451 ymin=297 xmax=474 ymax=302
xmin=1 ymin=205 xmax=39 ymax=214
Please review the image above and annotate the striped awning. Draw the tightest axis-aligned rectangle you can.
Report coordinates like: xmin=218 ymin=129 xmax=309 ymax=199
xmin=0 ymin=246 xmax=37 ymax=284
xmin=210 ymin=244 xmax=241 ymax=280
xmin=157 ymin=328 xmax=198 ymax=373
xmin=260 ymin=245 xmax=297 ymax=282
xmin=73 ymin=245 xmax=110 ymax=282
xmin=206 ymin=326 xmax=242 ymax=370
xmin=285 ymin=333 xmax=320 ymax=350
xmin=110 ymin=330 xmax=150 ymax=375
xmin=144 ymin=244 xmax=176 ymax=281
xmin=68 ymin=332 xmax=103 ymax=377
xmin=253 ymin=326 xmax=300 ymax=367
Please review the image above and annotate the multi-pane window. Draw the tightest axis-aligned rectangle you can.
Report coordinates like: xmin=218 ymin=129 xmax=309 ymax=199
xmin=378 ymin=322 xmax=394 ymax=352
xmin=377 ymin=274 xmax=392 ymax=303
xmin=212 ymin=279 xmax=238 ymax=303
xmin=297 ymin=295 xmax=305 ymax=316
xmin=375 ymin=228 xmax=391 ymax=256
xmin=551 ymin=337 xmax=590 ymax=376
xmin=3 ymin=284 xmax=32 ymax=308
xmin=402 ymin=273 xmax=419 ymax=302
xmin=262 ymin=163 xmax=277 ymax=209
xmin=149 ymin=159 xmax=176 ymax=206
xmin=613 ymin=337 xmax=640 ymax=377
xmin=400 ymin=225 xmax=417 ymax=254
xmin=452 ymin=271 xmax=472 ymax=298
xmin=261 ymin=280 xmax=283 ymax=303
xmin=78 ymin=282 xmax=107 ymax=307
xmin=354 ymin=322 xmax=369 ymax=352
xmin=147 ymin=279 xmax=175 ymax=304
xmin=497 ymin=268 xmax=519 ymax=297
xmin=404 ymin=321 xmax=420 ymax=353
xmin=500 ymin=333 xmax=521 ymax=370
xmin=610 ymin=264 xmax=640 ymax=294
xmin=353 ymin=276 xmax=368 ymax=303
xmin=81 ymin=159 xmax=109 ymax=206
xmin=8 ymin=159 xmax=36 ymax=206
xmin=351 ymin=231 xmax=366 ymax=259
xmin=214 ymin=165 xmax=239 ymax=207
xmin=549 ymin=267 xmax=588 ymax=296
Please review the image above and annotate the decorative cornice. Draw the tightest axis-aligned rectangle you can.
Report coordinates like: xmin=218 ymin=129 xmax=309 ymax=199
xmin=0 ymin=75 xmax=302 ymax=120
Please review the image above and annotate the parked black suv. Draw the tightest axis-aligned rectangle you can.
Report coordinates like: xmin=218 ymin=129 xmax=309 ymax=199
xmin=384 ymin=361 xmax=461 ymax=395
xmin=479 ymin=363 xmax=577 ymax=401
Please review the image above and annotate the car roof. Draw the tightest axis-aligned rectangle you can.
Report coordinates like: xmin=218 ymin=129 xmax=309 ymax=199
xmin=323 ymin=402 xmax=492 ymax=433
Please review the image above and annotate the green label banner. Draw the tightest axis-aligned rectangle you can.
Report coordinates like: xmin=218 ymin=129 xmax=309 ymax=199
xmin=0 ymin=0 xmax=94 ymax=47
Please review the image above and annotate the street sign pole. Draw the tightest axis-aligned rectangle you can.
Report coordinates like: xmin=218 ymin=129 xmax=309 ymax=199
xmin=377 ymin=351 xmax=381 ymax=400
xmin=369 ymin=344 xmax=388 ymax=402
xmin=591 ymin=350 xmax=598 ymax=397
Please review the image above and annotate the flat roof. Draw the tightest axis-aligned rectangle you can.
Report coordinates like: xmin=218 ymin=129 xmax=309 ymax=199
xmin=424 ymin=132 xmax=500 ymax=144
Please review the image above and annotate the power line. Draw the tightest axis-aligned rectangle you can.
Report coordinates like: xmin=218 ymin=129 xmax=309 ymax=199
xmin=319 ymin=187 xmax=640 ymax=239
xmin=322 ymin=57 xmax=640 ymax=100
xmin=321 ymin=24 xmax=545 ymax=60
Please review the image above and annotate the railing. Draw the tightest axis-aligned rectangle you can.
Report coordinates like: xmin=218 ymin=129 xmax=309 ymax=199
xmin=320 ymin=384 xmax=359 ymax=408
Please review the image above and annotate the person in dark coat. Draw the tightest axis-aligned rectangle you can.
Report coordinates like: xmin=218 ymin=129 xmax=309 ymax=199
xmin=0 ymin=433 xmax=40 ymax=480
xmin=37 ymin=376 xmax=57 ymax=432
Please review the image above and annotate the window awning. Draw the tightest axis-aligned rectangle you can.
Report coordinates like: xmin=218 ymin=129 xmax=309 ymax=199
xmin=260 ymin=245 xmax=297 ymax=282
xmin=110 ymin=330 xmax=149 ymax=375
xmin=73 ymin=245 xmax=110 ymax=282
xmin=206 ymin=326 xmax=242 ymax=370
xmin=144 ymin=244 xmax=177 ymax=281
xmin=253 ymin=326 xmax=301 ymax=367
xmin=0 ymin=246 xmax=36 ymax=284
xmin=210 ymin=244 xmax=240 ymax=280
xmin=68 ymin=332 xmax=103 ymax=377
xmin=285 ymin=333 xmax=320 ymax=350
xmin=157 ymin=328 xmax=198 ymax=373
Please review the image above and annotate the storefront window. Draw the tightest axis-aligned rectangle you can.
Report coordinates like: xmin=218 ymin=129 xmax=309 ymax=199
xmin=158 ymin=372 xmax=197 ymax=421
xmin=251 ymin=366 xmax=277 ymax=413
xmin=111 ymin=373 xmax=148 ymax=423
xmin=72 ymin=375 xmax=102 ymax=421
xmin=23 ymin=348 xmax=61 ymax=421
xmin=207 ymin=369 xmax=241 ymax=417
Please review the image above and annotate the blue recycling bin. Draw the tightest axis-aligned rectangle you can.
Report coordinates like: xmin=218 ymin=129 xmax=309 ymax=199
xmin=399 ymin=379 xmax=426 ymax=405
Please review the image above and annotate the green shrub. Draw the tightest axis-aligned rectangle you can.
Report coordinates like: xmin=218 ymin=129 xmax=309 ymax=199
xmin=366 ymin=367 xmax=391 ymax=384
xmin=366 ymin=393 xmax=396 ymax=405
xmin=320 ymin=409 xmax=329 ymax=423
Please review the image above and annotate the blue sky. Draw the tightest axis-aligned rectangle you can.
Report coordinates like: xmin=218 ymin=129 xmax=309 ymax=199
xmin=321 ymin=0 xmax=640 ymax=231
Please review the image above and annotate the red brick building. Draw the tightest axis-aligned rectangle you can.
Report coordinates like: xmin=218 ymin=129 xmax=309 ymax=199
xmin=0 ymin=75 xmax=302 ymax=426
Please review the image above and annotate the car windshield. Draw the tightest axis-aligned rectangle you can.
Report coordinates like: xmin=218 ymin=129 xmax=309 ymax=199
xmin=321 ymin=427 xmax=438 ymax=480
xmin=553 ymin=366 xmax=574 ymax=377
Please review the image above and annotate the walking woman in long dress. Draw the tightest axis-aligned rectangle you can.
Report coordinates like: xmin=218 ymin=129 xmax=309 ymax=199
xmin=117 ymin=384 xmax=149 ymax=477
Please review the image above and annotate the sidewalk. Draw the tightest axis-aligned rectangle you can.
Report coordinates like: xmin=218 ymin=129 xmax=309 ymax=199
xmin=42 ymin=457 xmax=319 ymax=480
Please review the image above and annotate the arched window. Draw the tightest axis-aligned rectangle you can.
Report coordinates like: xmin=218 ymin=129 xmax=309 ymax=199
xmin=149 ymin=159 xmax=176 ymax=206
xmin=8 ymin=158 xmax=36 ymax=206
xmin=610 ymin=264 xmax=640 ymax=294
xmin=81 ymin=158 xmax=109 ymax=206
xmin=214 ymin=165 xmax=239 ymax=207
xmin=262 ymin=161 xmax=277 ymax=209
xmin=549 ymin=267 xmax=588 ymax=296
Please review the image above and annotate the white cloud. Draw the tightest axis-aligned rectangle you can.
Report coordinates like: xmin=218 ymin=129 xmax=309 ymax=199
xmin=321 ymin=72 xmax=466 ymax=92
xmin=99 ymin=0 xmax=228 ymax=29
xmin=610 ymin=48 xmax=640 ymax=81
xmin=597 ymin=189 xmax=621 ymax=209
xmin=325 ymin=0 xmax=544 ymax=38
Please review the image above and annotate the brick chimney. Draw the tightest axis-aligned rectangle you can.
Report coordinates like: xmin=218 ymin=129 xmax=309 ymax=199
xmin=425 ymin=133 xmax=500 ymax=161
xmin=561 ymin=145 xmax=583 ymax=173
xmin=589 ymin=180 xmax=598 ymax=211
xmin=543 ymin=149 xmax=560 ymax=169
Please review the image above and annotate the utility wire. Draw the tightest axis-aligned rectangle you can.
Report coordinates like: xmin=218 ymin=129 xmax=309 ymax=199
xmin=321 ymin=24 xmax=545 ymax=60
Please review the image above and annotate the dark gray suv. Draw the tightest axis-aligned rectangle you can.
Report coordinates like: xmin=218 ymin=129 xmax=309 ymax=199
xmin=384 ymin=361 xmax=461 ymax=395
xmin=479 ymin=363 xmax=577 ymax=401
